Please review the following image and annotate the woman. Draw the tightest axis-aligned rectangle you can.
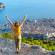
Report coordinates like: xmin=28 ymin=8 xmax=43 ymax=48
xmin=5 ymin=16 xmax=26 ymax=53
xmin=12 ymin=22 xmax=22 ymax=53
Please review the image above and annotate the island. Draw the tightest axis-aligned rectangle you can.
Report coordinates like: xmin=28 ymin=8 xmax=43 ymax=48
xmin=0 ymin=2 xmax=5 ymax=9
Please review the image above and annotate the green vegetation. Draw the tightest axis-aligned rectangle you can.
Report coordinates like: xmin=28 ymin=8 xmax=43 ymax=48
xmin=22 ymin=37 xmax=55 ymax=51
xmin=0 ymin=33 xmax=55 ymax=51
xmin=0 ymin=32 xmax=14 ymax=40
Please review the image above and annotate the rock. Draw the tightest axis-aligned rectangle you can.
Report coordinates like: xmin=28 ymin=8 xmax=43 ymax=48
xmin=31 ymin=45 xmax=40 ymax=49
xmin=0 ymin=38 xmax=50 ymax=55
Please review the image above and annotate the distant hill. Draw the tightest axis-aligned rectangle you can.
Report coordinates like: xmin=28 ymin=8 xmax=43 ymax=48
xmin=23 ymin=18 xmax=55 ymax=34
xmin=0 ymin=18 xmax=55 ymax=34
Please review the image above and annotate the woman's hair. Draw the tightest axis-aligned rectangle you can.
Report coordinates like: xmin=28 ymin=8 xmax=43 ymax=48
xmin=14 ymin=22 xmax=18 ymax=26
xmin=14 ymin=22 xmax=20 ymax=27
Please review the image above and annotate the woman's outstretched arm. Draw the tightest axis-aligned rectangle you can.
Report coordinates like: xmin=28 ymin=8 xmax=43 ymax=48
xmin=20 ymin=16 xmax=26 ymax=27
xmin=5 ymin=16 xmax=13 ymax=25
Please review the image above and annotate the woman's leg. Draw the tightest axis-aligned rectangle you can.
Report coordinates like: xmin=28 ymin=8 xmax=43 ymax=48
xmin=18 ymin=34 xmax=21 ymax=50
xmin=15 ymin=35 xmax=21 ymax=53
xmin=15 ymin=37 xmax=19 ymax=53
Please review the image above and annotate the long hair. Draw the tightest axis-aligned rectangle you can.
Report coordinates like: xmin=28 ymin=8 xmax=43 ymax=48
xmin=14 ymin=22 xmax=20 ymax=27
xmin=14 ymin=22 xmax=18 ymax=26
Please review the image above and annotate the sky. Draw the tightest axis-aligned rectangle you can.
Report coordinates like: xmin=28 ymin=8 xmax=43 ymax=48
xmin=0 ymin=0 xmax=55 ymax=23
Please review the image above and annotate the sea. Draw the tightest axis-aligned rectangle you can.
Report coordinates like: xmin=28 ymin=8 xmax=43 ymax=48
xmin=0 ymin=0 xmax=55 ymax=24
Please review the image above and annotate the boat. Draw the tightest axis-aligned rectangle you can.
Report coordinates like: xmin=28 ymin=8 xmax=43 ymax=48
xmin=0 ymin=2 xmax=5 ymax=9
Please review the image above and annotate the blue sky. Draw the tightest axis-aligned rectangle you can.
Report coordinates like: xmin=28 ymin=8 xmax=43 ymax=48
xmin=0 ymin=0 xmax=55 ymax=24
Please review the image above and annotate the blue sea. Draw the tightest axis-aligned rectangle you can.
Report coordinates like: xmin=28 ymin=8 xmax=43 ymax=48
xmin=0 ymin=0 xmax=55 ymax=24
